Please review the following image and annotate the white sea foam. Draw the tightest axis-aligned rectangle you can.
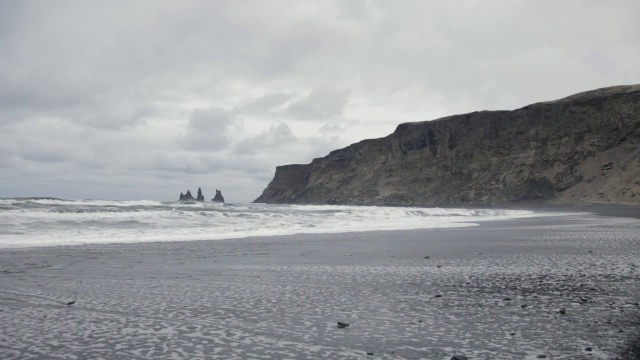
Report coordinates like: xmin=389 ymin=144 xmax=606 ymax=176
xmin=0 ymin=199 xmax=577 ymax=248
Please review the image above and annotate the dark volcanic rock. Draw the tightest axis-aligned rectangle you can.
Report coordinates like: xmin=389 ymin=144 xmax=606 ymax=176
xmin=451 ymin=355 xmax=469 ymax=360
xmin=212 ymin=189 xmax=225 ymax=203
xmin=179 ymin=190 xmax=195 ymax=201
xmin=196 ymin=187 xmax=205 ymax=202
xmin=254 ymin=85 xmax=640 ymax=206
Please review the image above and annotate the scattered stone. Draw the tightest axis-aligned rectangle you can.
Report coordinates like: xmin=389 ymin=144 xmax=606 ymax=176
xmin=536 ymin=355 xmax=547 ymax=359
xmin=424 ymin=256 xmax=430 ymax=259
xmin=366 ymin=352 xmax=374 ymax=356
xmin=65 ymin=301 xmax=75 ymax=306
xmin=435 ymin=294 xmax=442 ymax=298
xmin=337 ymin=322 xmax=350 ymax=328
xmin=558 ymin=308 xmax=566 ymax=315
xmin=437 ymin=265 xmax=442 ymax=268
xmin=450 ymin=355 xmax=469 ymax=360
xmin=503 ymin=297 xmax=512 ymax=301
xmin=521 ymin=304 xmax=528 ymax=309
xmin=585 ymin=347 xmax=592 ymax=352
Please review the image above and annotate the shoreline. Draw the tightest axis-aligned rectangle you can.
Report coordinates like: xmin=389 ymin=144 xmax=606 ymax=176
xmin=2 ymin=204 xmax=637 ymax=252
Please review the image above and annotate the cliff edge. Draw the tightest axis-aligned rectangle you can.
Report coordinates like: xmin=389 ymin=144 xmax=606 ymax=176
xmin=255 ymin=85 xmax=640 ymax=206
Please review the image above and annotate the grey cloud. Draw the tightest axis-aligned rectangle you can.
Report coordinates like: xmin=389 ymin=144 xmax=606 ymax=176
xmin=18 ymin=143 xmax=69 ymax=163
xmin=239 ymin=93 xmax=293 ymax=114
xmin=181 ymin=108 xmax=235 ymax=151
xmin=151 ymin=151 xmax=271 ymax=176
xmin=285 ymin=86 xmax=350 ymax=120
xmin=235 ymin=122 xmax=298 ymax=155
xmin=236 ymin=88 xmax=350 ymax=122
xmin=318 ymin=123 xmax=347 ymax=134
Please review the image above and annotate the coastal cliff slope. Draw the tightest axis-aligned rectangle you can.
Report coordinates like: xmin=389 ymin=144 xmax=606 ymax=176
xmin=255 ymin=85 xmax=640 ymax=206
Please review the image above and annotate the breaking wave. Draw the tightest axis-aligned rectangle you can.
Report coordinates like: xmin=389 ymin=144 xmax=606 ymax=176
xmin=0 ymin=198 xmax=563 ymax=248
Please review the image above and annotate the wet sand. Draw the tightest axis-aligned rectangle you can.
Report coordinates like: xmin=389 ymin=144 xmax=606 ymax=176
xmin=1 ymin=209 xmax=639 ymax=359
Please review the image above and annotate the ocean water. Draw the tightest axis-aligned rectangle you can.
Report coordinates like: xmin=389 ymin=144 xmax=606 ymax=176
xmin=0 ymin=198 xmax=562 ymax=248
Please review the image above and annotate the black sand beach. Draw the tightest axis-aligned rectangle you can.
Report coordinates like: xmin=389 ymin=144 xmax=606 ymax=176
xmin=1 ymin=209 xmax=639 ymax=359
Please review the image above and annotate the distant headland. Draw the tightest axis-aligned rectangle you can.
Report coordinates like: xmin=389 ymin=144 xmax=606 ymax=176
xmin=255 ymin=84 xmax=640 ymax=206
xmin=179 ymin=188 xmax=225 ymax=203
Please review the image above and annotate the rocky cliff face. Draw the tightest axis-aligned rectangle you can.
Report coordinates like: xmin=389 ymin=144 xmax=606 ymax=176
xmin=255 ymin=85 xmax=640 ymax=206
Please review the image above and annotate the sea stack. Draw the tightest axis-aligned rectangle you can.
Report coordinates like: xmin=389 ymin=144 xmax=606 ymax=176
xmin=212 ymin=189 xmax=225 ymax=203
xmin=196 ymin=187 xmax=205 ymax=202
xmin=179 ymin=190 xmax=195 ymax=201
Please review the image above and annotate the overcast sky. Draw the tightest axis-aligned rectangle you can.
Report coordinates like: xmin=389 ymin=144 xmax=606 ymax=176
xmin=1 ymin=0 xmax=639 ymax=202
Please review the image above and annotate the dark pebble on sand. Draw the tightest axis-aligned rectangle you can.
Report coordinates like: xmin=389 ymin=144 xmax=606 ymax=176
xmin=450 ymin=356 xmax=468 ymax=360
xmin=424 ymin=256 xmax=430 ymax=259
xmin=503 ymin=297 xmax=512 ymax=301
xmin=521 ymin=304 xmax=528 ymax=308
xmin=437 ymin=265 xmax=442 ymax=268
xmin=366 ymin=352 xmax=374 ymax=356
xmin=435 ymin=294 xmax=442 ymax=298
xmin=585 ymin=347 xmax=592 ymax=352
xmin=536 ymin=355 xmax=547 ymax=359
xmin=558 ymin=308 xmax=566 ymax=314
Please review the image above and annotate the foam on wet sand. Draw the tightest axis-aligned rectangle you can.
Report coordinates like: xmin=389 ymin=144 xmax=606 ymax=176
xmin=0 ymin=209 xmax=639 ymax=359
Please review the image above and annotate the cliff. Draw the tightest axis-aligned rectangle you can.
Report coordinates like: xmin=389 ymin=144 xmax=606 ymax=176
xmin=255 ymin=85 xmax=640 ymax=206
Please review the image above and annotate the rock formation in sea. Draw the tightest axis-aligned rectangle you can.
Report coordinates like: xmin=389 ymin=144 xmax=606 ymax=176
xmin=255 ymin=84 xmax=640 ymax=206
xmin=212 ymin=189 xmax=225 ymax=203
xmin=179 ymin=190 xmax=195 ymax=201
xmin=196 ymin=187 xmax=205 ymax=202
